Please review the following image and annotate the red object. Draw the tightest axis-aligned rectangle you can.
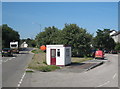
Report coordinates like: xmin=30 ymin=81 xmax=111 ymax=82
xmin=51 ymin=49 xmax=56 ymax=65
xmin=40 ymin=45 xmax=46 ymax=51
xmin=95 ymin=50 xmax=104 ymax=58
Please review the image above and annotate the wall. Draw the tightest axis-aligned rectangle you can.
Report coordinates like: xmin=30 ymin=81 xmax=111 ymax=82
xmin=112 ymin=33 xmax=120 ymax=43
xmin=46 ymin=47 xmax=51 ymax=65
xmin=56 ymin=47 xmax=65 ymax=65
xmin=65 ymin=47 xmax=71 ymax=65
xmin=110 ymin=31 xmax=117 ymax=36
xmin=46 ymin=45 xmax=65 ymax=65
xmin=112 ymin=35 xmax=118 ymax=43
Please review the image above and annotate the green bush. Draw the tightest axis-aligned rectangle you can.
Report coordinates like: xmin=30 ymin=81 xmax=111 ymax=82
xmin=115 ymin=42 xmax=120 ymax=50
xmin=28 ymin=65 xmax=60 ymax=72
xmin=39 ymin=65 xmax=60 ymax=72
xmin=43 ymin=61 xmax=47 ymax=65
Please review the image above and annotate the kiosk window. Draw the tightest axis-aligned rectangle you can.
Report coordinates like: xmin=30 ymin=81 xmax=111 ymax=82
xmin=57 ymin=49 xmax=60 ymax=57
xmin=51 ymin=49 xmax=56 ymax=58
xmin=66 ymin=49 xmax=70 ymax=56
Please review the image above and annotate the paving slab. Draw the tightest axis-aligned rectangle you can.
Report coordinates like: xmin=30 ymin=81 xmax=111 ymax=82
xmin=54 ymin=59 xmax=104 ymax=73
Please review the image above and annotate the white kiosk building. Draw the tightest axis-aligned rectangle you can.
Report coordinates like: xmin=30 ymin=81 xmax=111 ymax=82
xmin=46 ymin=45 xmax=71 ymax=66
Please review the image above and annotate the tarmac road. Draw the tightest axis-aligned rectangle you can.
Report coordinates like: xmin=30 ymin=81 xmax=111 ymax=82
xmin=20 ymin=54 xmax=118 ymax=87
xmin=2 ymin=48 xmax=34 ymax=87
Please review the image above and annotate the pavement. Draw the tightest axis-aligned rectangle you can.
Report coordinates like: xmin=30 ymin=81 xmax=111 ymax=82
xmin=20 ymin=54 xmax=118 ymax=87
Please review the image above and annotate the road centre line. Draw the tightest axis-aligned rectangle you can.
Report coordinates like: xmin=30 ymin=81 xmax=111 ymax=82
xmin=97 ymin=81 xmax=110 ymax=87
xmin=8 ymin=57 xmax=13 ymax=61
xmin=97 ymin=73 xmax=117 ymax=87
xmin=113 ymin=73 xmax=117 ymax=79
xmin=3 ymin=57 xmax=16 ymax=62
xmin=4 ymin=59 xmax=9 ymax=62
xmin=17 ymin=72 xmax=26 ymax=87
xmin=112 ymin=55 xmax=118 ymax=56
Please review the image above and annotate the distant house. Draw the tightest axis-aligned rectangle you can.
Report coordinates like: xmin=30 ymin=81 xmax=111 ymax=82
xmin=21 ymin=42 xmax=28 ymax=48
xmin=110 ymin=30 xmax=117 ymax=36
xmin=110 ymin=30 xmax=120 ymax=43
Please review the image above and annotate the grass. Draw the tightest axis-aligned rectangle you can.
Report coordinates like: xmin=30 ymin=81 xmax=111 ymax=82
xmin=72 ymin=57 xmax=93 ymax=63
xmin=38 ymin=65 xmax=60 ymax=72
xmin=28 ymin=51 xmax=60 ymax=72
xmin=28 ymin=64 xmax=60 ymax=72
xmin=31 ymin=48 xmax=45 ymax=54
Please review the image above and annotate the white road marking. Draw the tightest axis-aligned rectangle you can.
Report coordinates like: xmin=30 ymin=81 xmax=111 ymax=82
xmin=4 ymin=59 xmax=9 ymax=62
xmin=112 ymin=55 xmax=118 ymax=56
xmin=17 ymin=72 xmax=26 ymax=87
xmin=2 ymin=57 xmax=16 ymax=62
xmin=0 ymin=60 xmax=2 ymax=64
xmin=113 ymin=73 xmax=117 ymax=79
xmin=84 ymin=71 xmax=88 ymax=73
xmin=8 ymin=57 xmax=13 ymax=60
xmin=12 ymin=57 xmax=16 ymax=58
xmin=97 ymin=81 xmax=110 ymax=87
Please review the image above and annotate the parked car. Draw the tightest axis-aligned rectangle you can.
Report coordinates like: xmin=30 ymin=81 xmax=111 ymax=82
xmin=104 ymin=50 xmax=110 ymax=53
xmin=110 ymin=50 xmax=118 ymax=54
xmin=2 ymin=48 xmax=13 ymax=57
xmin=95 ymin=50 xmax=104 ymax=59
xmin=118 ymin=50 xmax=120 ymax=53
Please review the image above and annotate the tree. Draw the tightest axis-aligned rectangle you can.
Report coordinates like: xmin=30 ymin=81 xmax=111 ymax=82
xmin=61 ymin=24 xmax=92 ymax=57
xmin=115 ymin=42 xmax=120 ymax=50
xmin=2 ymin=24 xmax=20 ymax=48
xmin=35 ymin=26 xmax=61 ymax=47
xmin=93 ymin=29 xmax=115 ymax=50
xmin=35 ymin=24 xmax=93 ymax=57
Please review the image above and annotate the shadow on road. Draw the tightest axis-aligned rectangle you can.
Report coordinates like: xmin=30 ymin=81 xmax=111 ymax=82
xmin=18 ymin=53 xmax=29 ymax=54
xmin=68 ymin=62 xmax=85 ymax=66
xmin=96 ymin=58 xmax=108 ymax=60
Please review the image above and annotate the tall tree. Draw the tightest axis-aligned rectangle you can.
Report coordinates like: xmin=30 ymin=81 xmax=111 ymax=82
xmin=2 ymin=24 xmax=20 ymax=48
xmin=61 ymin=24 xmax=92 ymax=57
xmin=115 ymin=42 xmax=120 ymax=50
xmin=35 ymin=26 xmax=61 ymax=47
xmin=35 ymin=24 xmax=93 ymax=57
xmin=93 ymin=29 xmax=115 ymax=50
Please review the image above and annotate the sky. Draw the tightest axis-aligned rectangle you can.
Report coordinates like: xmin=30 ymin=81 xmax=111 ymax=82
xmin=2 ymin=2 xmax=118 ymax=39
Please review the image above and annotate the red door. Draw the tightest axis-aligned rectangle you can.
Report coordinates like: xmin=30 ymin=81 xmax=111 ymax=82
xmin=51 ymin=49 xmax=56 ymax=65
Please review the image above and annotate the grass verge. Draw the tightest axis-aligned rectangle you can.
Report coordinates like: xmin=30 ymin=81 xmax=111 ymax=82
xmin=28 ymin=49 xmax=93 ymax=72
xmin=28 ymin=50 xmax=60 ymax=72
xmin=72 ymin=57 xmax=93 ymax=63
xmin=31 ymin=48 xmax=44 ymax=54
xmin=29 ymin=65 xmax=60 ymax=72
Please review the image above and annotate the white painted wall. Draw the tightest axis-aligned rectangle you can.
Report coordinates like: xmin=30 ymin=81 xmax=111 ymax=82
xmin=56 ymin=47 xmax=65 ymax=65
xmin=46 ymin=47 xmax=51 ymax=65
xmin=46 ymin=45 xmax=71 ymax=66
xmin=112 ymin=35 xmax=118 ymax=43
xmin=65 ymin=47 xmax=71 ymax=65
xmin=110 ymin=31 xmax=116 ymax=36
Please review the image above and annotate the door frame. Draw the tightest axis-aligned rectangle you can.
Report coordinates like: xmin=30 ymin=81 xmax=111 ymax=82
xmin=50 ymin=49 xmax=56 ymax=65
